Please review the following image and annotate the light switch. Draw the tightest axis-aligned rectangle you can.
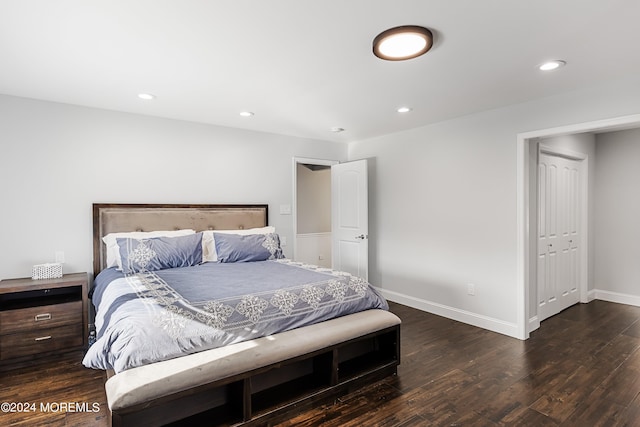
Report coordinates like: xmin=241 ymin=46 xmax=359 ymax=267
xmin=279 ymin=204 xmax=292 ymax=215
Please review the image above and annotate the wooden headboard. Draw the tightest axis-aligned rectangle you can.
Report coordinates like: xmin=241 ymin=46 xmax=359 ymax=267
xmin=92 ymin=203 xmax=269 ymax=276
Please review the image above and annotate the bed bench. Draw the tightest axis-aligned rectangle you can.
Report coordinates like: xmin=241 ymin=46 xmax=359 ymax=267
xmin=106 ymin=309 xmax=400 ymax=426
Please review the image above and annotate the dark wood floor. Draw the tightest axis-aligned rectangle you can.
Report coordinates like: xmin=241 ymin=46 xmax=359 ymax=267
xmin=2 ymin=300 xmax=640 ymax=426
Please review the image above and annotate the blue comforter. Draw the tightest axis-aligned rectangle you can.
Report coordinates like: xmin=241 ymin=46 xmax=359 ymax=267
xmin=82 ymin=259 xmax=388 ymax=373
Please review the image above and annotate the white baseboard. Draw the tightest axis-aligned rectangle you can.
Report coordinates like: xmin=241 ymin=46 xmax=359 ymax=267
xmin=376 ymin=287 xmax=520 ymax=339
xmin=528 ymin=316 xmax=540 ymax=334
xmin=592 ymin=289 xmax=640 ymax=307
xmin=527 ymin=289 xmax=636 ymax=336
xmin=377 ymin=287 xmax=640 ymax=341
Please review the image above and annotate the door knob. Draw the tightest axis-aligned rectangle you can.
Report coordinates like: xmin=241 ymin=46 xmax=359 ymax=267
xmin=355 ymin=234 xmax=368 ymax=240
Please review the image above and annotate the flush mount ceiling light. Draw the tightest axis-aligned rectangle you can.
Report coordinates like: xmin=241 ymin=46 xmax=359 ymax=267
xmin=397 ymin=106 xmax=412 ymax=113
xmin=539 ymin=60 xmax=566 ymax=71
xmin=330 ymin=127 xmax=345 ymax=133
xmin=373 ymin=25 xmax=433 ymax=61
xmin=137 ymin=93 xmax=156 ymax=100
xmin=239 ymin=111 xmax=254 ymax=117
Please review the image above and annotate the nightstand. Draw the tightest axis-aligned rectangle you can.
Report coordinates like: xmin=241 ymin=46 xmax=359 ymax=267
xmin=0 ymin=272 xmax=88 ymax=367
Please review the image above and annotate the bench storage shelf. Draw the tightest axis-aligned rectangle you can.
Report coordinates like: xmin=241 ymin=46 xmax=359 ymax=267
xmin=108 ymin=321 xmax=400 ymax=427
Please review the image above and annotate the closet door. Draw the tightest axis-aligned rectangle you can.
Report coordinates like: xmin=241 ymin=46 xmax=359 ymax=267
xmin=537 ymin=152 xmax=582 ymax=321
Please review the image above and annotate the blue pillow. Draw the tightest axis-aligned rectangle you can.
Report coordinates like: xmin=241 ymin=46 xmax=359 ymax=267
xmin=214 ymin=232 xmax=284 ymax=263
xmin=117 ymin=232 xmax=203 ymax=274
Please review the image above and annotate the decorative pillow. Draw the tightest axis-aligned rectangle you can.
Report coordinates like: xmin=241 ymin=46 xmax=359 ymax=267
xmin=103 ymin=229 xmax=196 ymax=269
xmin=117 ymin=233 xmax=203 ymax=274
xmin=214 ymin=232 xmax=284 ymax=263
xmin=202 ymin=226 xmax=276 ymax=262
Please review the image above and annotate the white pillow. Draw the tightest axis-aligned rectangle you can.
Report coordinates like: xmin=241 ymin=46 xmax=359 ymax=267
xmin=103 ymin=229 xmax=196 ymax=269
xmin=202 ymin=226 xmax=275 ymax=262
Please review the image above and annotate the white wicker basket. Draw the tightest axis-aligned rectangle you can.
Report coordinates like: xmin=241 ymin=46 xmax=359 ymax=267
xmin=32 ymin=263 xmax=63 ymax=280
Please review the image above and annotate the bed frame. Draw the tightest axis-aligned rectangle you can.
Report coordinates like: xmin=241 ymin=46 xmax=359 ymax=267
xmin=92 ymin=203 xmax=400 ymax=427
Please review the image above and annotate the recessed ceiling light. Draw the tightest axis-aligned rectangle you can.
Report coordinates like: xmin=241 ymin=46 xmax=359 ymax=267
xmin=373 ymin=25 xmax=433 ymax=61
xmin=539 ymin=60 xmax=566 ymax=71
xmin=397 ymin=107 xmax=412 ymax=113
xmin=137 ymin=93 xmax=156 ymax=100
xmin=239 ymin=111 xmax=254 ymax=117
xmin=330 ymin=127 xmax=345 ymax=133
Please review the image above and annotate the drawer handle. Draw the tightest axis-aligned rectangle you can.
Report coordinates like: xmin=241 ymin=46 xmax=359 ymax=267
xmin=35 ymin=313 xmax=52 ymax=322
xmin=34 ymin=335 xmax=52 ymax=341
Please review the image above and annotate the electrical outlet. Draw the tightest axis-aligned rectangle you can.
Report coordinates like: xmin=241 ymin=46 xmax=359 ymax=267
xmin=280 ymin=236 xmax=287 ymax=246
xmin=55 ymin=251 xmax=65 ymax=263
xmin=467 ymin=283 xmax=476 ymax=296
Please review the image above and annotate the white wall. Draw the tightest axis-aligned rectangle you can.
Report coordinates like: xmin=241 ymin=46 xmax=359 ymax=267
xmin=349 ymin=75 xmax=640 ymax=337
xmin=0 ymin=95 xmax=347 ymax=280
xmin=3 ymin=76 xmax=640 ymax=338
xmin=594 ymin=128 xmax=640 ymax=301
xmin=295 ymin=233 xmax=332 ymax=268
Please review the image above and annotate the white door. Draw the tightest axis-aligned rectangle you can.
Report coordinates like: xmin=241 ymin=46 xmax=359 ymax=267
xmin=331 ymin=159 xmax=368 ymax=280
xmin=537 ymin=152 xmax=582 ymax=321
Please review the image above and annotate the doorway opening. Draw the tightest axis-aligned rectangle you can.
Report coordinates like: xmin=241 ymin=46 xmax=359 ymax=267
xmin=292 ymin=157 xmax=337 ymax=267
xmin=517 ymin=113 xmax=640 ymax=339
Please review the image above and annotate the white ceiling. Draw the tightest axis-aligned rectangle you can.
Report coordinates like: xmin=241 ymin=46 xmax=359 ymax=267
xmin=1 ymin=1 xmax=639 ymax=143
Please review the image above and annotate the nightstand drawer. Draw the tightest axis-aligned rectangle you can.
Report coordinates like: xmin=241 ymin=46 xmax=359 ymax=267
xmin=0 ymin=300 xmax=82 ymax=334
xmin=0 ymin=323 xmax=83 ymax=360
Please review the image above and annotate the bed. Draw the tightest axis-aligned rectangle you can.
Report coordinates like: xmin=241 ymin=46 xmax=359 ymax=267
xmin=86 ymin=203 xmax=401 ymax=427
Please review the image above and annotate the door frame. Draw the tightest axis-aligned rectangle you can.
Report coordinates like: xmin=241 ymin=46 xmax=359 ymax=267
xmin=292 ymin=157 xmax=338 ymax=262
xmin=536 ymin=144 xmax=588 ymax=324
xmin=516 ymin=113 xmax=640 ymax=339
